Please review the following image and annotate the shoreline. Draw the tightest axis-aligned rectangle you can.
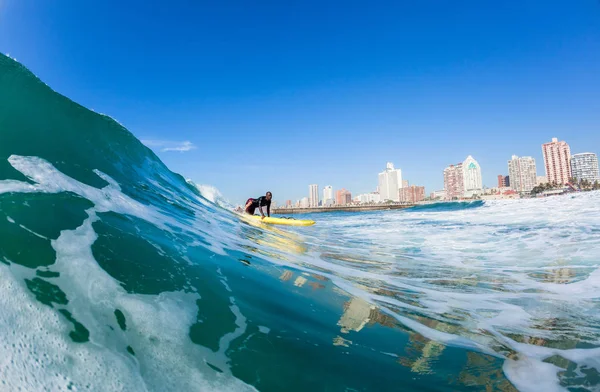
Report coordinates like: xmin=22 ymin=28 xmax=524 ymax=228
xmin=273 ymin=204 xmax=415 ymax=214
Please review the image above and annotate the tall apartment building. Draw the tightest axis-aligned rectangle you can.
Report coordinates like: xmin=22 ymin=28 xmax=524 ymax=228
xmin=571 ymin=153 xmax=599 ymax=183
xmin=463 ymin=155 xmax=483 ymax=196
xmin=323 ymin=185 xmax=333 ymax=205
xmin=508 ymin=155 xmax=537 ymax=192
xmin=542 ymin=137 xmax=571 ymax=185
xmin=444 ymin=163 xmax=464 ymax=200
xmin=309 ymin=184 xmax=319 ymax=207
xmin=378 ymin=162 xmax=402 ymax=202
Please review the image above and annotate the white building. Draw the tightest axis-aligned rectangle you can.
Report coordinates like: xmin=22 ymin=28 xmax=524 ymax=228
xmin=300 ymin=197 xmax=309 ymax=208
xmin=309 ymin=184 xmax=319 ymax=207
xmin=462 ymin=155 xmax=483 ymax=197
xmin=323 ymin=185 xmax=333 ymax=206
xmin=378 ymin=162 xmax=402 ymax=202
xmin=508 ymin=155 xmax=537 ymax=193
xmin=571 ymin=153 xmax=599 ymax=183
xmin=355 ymin=192 xmax=381 ymax=204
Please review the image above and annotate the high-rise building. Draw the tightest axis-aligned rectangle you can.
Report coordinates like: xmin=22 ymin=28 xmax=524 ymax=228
xmin=508 ymin=155 xmax=537 ymax=193
xmin=335 ymin=189 xmax=352 ymax=205
xmin=570 ymin=153 xmax=599 ymax=183
xmin=462 ymin=155 xmax=483 ymax=196
xmin=323 ymin=185 xmax=334 ymax=205
xmin=344 ymin=191 xmax=352 ymax=205
xmin=542 ymin=137 xmax=571 ymax=185
xmin=378 ymin=162 xmax=402 ymax=202
xmin=399 ymin=185 xmax=425 ymax=203
xmin=444 ymin=163 xmax=464 ymax=200
xmin=402 ymin=179 xmax=409 ymax=188
xmin=309 ymin=184 xmax=319 ymax=207
xmin=300 ymin=197 xmax=309 ymax=208
xmin=286 ymin=200 xmax=292 ymax=207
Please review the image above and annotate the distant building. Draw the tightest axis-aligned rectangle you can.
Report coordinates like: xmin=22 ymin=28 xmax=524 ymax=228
xmin=497 ymin=175 xmax=510 ymax=188
xmin=431 ymin=190 xmax=446 ymax=200
xmin=286 ymin=199 xmax=292 ymax=207
xmin=443 ymin=163 xmax=464 ymax=200
xmin=323 ymin=185 xmax=334 ymax=206
xmin=309 ymin=184 xmax=319 ymax=207
xmin=508 ymin=155 xmax=537 ymax=193
xmin=399 ymin=185 xmax=425 ymax=203
xmin=571 ymin=153 xmax=599 ymax=183
xmin=378 ymin=162 xmax=402 ymax=202
xmin=462 ymin=155 xmax=483 ymax=197
xmin=356 ymin=192 xmax=380 ymax=204
xmin=536 ymin=176 xmax=547 ymax=186
xmin=542 ymin=137 xmax=571 ymax=185
xmin=336 ymin=189 xmax=352 ymax=205
xmin=444 ymin=156 xmax=482 ymax=200
xmin=300 ymin=197 xmax=309 ymax=208
xmin=402 ymin=179 xmax=409 ymax=188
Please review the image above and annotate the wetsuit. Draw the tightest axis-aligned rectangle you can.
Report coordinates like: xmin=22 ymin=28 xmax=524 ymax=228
xmin=245 ymin=196 xmax=271 ymax=216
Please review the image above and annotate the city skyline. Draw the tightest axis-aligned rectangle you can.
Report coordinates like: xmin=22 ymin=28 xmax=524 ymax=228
xmin=2 ymin=2 xmax=598 ymax=205
xmin=288 ymin=136 xmax=598 ymax=207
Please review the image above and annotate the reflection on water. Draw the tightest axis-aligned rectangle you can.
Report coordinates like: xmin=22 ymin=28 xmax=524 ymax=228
xmin=338 ymin=297 xmax=374 ymax=334
xmin=238 ymin=197 xmax=600 ymax=391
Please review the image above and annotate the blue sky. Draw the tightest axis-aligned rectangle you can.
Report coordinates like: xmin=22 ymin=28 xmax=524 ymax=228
xmin=1 ymin=1 xmax=599 ymax=205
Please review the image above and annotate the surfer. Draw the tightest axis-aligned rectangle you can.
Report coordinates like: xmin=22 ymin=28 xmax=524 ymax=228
xmin=245 ymin=192 xmax=272 ymax=218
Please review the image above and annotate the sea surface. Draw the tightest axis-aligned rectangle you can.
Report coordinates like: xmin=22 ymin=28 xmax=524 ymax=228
xmin=1 ymin=53 xmax=599 ymax=392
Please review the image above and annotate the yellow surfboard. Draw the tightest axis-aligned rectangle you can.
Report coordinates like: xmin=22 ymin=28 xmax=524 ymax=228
xmin=242 ymin=214 xmax=315 ymax=226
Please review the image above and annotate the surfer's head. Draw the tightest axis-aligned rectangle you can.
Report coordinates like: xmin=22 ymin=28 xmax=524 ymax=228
xmin=266 ymin=191 xmax=272 ymax=200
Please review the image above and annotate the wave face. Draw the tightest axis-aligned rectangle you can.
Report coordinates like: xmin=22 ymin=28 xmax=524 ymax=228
xmin=1 ymin=53 xmax=600 ymax=392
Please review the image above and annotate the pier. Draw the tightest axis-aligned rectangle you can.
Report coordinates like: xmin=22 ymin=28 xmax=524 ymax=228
xmin=273 ymin=203 xmax=415 ymax=214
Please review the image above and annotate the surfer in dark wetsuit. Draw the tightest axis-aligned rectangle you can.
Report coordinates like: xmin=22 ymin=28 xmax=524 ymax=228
xmin=245 ymin=192 xmax=272 ymax=218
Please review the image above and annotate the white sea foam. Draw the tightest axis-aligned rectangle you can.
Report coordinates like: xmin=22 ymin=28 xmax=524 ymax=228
xmin=275 ymin=192 xmax=600 ymax=391
xmin=0 ymin=156 xmax=258 ymax=390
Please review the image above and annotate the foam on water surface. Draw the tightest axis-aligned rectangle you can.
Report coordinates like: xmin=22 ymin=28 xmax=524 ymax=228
xmin=0 ymin=156 xmax=258 ymax=391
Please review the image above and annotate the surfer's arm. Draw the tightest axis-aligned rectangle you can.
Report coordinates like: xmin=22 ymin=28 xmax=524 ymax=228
xmin=258 ymin=198 xmax=266 ymax=218
xmin=267 ymin=203 xmax=270 ymax=217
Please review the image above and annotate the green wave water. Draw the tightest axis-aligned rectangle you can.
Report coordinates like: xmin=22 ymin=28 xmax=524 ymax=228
xmin=1 ymin=53 xmax=600 ymax=391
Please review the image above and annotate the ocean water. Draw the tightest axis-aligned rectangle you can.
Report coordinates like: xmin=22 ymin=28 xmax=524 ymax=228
xmin=1 ymin=53 xmax=599 ymax=392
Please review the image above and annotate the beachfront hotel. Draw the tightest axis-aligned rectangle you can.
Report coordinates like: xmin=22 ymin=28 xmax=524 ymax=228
xmin=323 ymin=185 xmax=334 ymax=206
xmin=443 ymin=163 xmax=464 ymax=200
xmin=444 ymin=156 xmax=482 ymax=200
xmin=309 ymin=184 xmax=319 ymax=207
xmin=570 ymin=153 xmax=599 ymax=183
xmin=378 ymin=162 xmax=403 ymax=202
xmin=542 ymin=137 xmax=571 ymax=185
xmin=462 ymin=156 xmax=483 ymax=197
xmin=508 ymin=155 xmax=537 ymax=192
